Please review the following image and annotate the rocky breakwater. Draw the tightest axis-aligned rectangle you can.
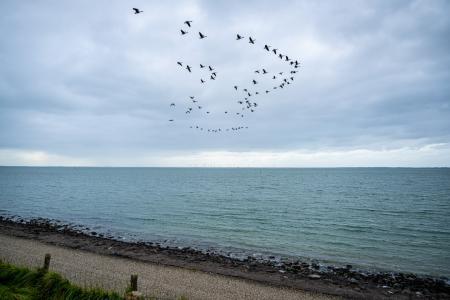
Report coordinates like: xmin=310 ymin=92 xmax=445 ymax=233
xmin=0 ymin=215 xmax=449 ymax=299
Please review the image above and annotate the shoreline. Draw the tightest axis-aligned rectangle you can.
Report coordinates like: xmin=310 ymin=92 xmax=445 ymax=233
xmin=1 ymin=216 xmax=449 ymax=299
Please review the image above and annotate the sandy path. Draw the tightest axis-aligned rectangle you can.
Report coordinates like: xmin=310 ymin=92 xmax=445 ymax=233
xmin=0 ymin=234 xmax=340 ymax=300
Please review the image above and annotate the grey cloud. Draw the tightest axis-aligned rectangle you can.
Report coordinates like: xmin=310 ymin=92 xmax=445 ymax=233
xmin=0 ymin=0 xmax=449 ymax=162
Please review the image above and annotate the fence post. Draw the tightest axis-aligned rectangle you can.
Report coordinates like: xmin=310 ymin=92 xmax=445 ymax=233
xmin=130 ymin=274 xmax=138 ymax=291
xmin=43 ymin=253 xmax=51 ymax=272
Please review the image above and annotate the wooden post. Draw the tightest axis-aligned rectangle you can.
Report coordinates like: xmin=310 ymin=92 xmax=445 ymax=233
xmin=43 ymin=253 xmax=51 ymax=272
xmin=130 ymin=274 xmax=138 ymax=291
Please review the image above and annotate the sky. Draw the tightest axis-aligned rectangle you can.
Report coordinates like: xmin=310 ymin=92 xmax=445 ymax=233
xmin=0 ymin=0 xmax=449 ymax=167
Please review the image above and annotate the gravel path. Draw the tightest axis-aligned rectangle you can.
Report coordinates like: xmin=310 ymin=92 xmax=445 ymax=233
xmin=0 ymin=233 xmax=340 ymax=300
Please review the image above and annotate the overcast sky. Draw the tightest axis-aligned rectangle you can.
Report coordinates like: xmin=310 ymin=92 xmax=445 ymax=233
xmin=1 ymin=0 xmax=449 ymax=167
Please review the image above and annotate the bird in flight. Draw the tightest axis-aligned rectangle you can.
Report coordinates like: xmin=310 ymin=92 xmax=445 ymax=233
xmin=177 ymin=61 xmax=183 ymax=66
xmin=180 ymin=29 xmax=188 ymax=35
xmin=252 ymin=79 xmax=257 ymax=84
xmin=186 ymin=65 xmax=192 ymax=72
xmin=200 ymin=64 xmax=205 ymax=68
xmin=264 ymin=45 xmax=271 ymax=51
xmin=254 ymin=70 xmax=260 ymax=74
xmin=184 ymin=20 xmax=193 ymax=27
xmin=210 ymin=75 xmax=215 ymax=80
xmin=132 ymin=8 xmax=143 ymax=14
xmin=200 ymin=79 xmax=205 ymax=83
xmin=190 ymin=96 xmax=195 ymax=99
xmin=262 ymin=69 xmax=267 ymax=74
xmin=170 ymin=103 xmax=175 ymax=107
xmin=208 ymin=66 xmax=214 ymax=71
xmin=236 ymin=34 xmax=244 ymax=40
xmin=211 ymin=72 xmax=217 ymax=77
xmin=234 ymin=85 xmax=238 ymax=90
xmin=199 ymin=32 xmax=207 ymax=39
xmin=249 ymin=37 xmax=255 ymax=44
xmin=169 ymin=119 xmax=174 ymax=122
xmin=272 ymin=48 xmax=278 ymax=54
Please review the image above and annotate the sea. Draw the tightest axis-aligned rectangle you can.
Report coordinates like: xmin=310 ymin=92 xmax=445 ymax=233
xmin=1 ymin=167 xmax=449 ymax=277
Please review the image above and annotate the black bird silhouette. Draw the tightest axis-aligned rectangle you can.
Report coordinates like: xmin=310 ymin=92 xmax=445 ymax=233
xmin=254 ymin=70 xmax=260 ymax=74
xmin=279 ymin=54 xmax=283 ymax=59
xmin=272 ymin=48 xmax=278 ymax=54
xmin=169 ymin=119 xmax=174 ymax=121
xmin=190 ymin=96 xmax=195 ymax=99
xmin=285 ymin=56 xmax=290 ymax=61
xmin=211 ymin=72 xmax=217 ymax=77
xmin=238 ymin=101 xmax=243 ymax=104
xmin=249 ymin=37 xmax=255 ymax=44
xmin=180 ymin=29 xmax=188 ymax=35
xmin=186 ymin=111 xmax=190 ymax=114
xmin=248 ymin=92 xmax=251 ymax=96
xmin=206 ymin=111 xmax=210 ymax=114
xmin=192 ymin=100 xmax=198 ymax=103
xmin=201 ymin=79 xmax=205 ymax=83
xmin=133 ymin=8 xmax=143 ymax=14
xmin=262 ymin=69 xmax=267 ymax=74
xmin=279 ymin=72 xmax=283 ymax=75
xmin=225 ymin=111 xmax=228 ymax=114
xmin=199 ymin=32 xmax=206 ymax=39
xmin=198 ymin=106 xmax=202 ymax=109
xmin=252 ymin=79 xmax=257 ymax=84
xmin=208 ymin=66 xmax=214 ymax=71
xmin=264 ymin=45 xmax=271 ymax=51
xmin=290 ymin=77 xmax=294 ymax=81
xmin=234 ymin=86 xmax=238 ymax=90
xmin=177 ymin=61 xmax=183 ymax=66
xmin=255 ymin=91 xmax=259 ymax=95
xmin=272 ymin=75 xmax=276 ymax=79
xmin=243 ymin=88 xmax=248 ymax=92
xmin=184 ymin=20 xmax=193 ymax=27
xmin=265 ymin=90 xmax=269 ymax=94
xmin=210 ymin=75 xmax=215 ymax=80
xmin=186 ymin=65 xmax=192 ymax=72
xmin=236 ymin=34 xmax=244 ymax=40
xmin=170 ymin=103 xmax=175 ymax=107
xmin=200 ymin=64 xmax=205 ymax=68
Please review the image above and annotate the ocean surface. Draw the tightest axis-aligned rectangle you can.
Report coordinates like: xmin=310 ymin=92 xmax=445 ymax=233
xmin=1 ymin=167 xmax=449 ymax=277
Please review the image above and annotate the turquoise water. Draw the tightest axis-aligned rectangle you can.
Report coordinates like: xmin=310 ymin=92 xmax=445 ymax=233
xmin=1 ymin=167 xmax=449 ymax=277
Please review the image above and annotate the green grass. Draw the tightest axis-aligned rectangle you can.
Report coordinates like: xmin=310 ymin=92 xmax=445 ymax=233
xmin=0 ymin=260 xmax=123 ymax=300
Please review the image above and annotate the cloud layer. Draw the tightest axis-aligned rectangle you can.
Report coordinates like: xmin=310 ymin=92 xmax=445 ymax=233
xmin=1 ymin=0 xmax=449 ymax=166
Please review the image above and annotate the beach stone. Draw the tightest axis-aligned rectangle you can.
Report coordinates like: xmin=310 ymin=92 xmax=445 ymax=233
xmin=308 ymin=274 xmax=321 ymax=279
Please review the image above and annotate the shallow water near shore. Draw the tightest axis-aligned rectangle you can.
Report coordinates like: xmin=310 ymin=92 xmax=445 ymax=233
xmin=1 ymin=167 xmax=449 ymax=277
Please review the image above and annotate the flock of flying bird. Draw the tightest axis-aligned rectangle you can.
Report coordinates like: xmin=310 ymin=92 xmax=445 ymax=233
xmin=133 ymin=8 xmax=301 ymax=134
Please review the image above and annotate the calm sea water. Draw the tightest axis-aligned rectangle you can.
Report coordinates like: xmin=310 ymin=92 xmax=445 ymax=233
xmin=1 ymin=167 xmax=449 ymax=277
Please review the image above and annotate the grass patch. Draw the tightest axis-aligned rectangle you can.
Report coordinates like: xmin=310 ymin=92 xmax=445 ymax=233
xmin=0 ymin=260 xmax=123 ymax=300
